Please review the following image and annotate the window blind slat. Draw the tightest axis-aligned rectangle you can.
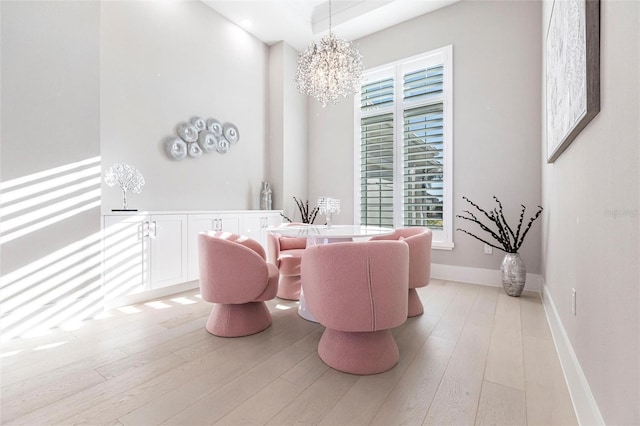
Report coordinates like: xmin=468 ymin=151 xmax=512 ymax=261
xmin=361 ymin=78 xmax=394 ymax=112
xmin=403 ymin=101 xmax=444 ymax=229
xmin=360 ymin=110 xmax=394 ymax=227
xmin=403 ymin=65 xmax=444 ymax=103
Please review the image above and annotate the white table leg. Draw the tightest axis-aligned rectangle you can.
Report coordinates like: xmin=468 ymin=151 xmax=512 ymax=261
xmin=297 ymin=289 xmax=317 ymax=322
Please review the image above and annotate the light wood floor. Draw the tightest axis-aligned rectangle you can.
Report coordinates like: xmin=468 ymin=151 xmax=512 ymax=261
xmin=1 ymin=280 xmax=577 ymax=425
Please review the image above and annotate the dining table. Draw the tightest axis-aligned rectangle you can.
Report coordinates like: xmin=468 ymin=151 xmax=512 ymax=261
xmin=269 ymin=224 xmax=395 ymax=321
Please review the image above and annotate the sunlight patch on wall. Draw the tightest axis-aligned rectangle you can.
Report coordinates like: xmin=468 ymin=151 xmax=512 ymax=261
xmin=0 ymin=157 xmax=104 ymax=341
xmin=0 ymin=156 xmax=101 ymax=244
xmin=0 ymin=221 xmax=149 ymax=341
xmin=0 ymin=156 xmax=206 ymax=341
xmin=0 ymin=230 xmax=103 ymax=341
xmin=102 ymin=216 xmax=148 ymax=304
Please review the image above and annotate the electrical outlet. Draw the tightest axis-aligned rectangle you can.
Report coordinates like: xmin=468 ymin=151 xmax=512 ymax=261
xmin=571 ymin=288 xmax=577 ymax=315
xmin=483 ymin=244 xmax=492 ymax=254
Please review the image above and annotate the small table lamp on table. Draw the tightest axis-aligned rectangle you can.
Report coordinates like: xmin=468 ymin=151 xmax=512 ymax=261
xmin=318 ymin=197 xmax=340 ymax=227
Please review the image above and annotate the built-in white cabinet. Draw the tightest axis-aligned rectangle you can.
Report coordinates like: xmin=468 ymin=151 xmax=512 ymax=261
xmin=149 ymin=214 xmax=188 ymax=289
xmin=103 ymin=210 xmax=281 ymax=305
xmin=103 ymin=215 xmax=149 ymax=301
xmin=243 ymin=212 xmax=282 ymax=248
xmin=102 ymin=214 xmax=188 ymax=303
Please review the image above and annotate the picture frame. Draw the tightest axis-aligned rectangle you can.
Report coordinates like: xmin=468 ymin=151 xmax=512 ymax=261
xmin=546 ymin=0 xmax=600 ymax=163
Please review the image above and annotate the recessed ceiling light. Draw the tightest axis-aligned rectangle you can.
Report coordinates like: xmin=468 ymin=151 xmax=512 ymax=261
xmin=240 ymin=19 xmax=252 ymax=28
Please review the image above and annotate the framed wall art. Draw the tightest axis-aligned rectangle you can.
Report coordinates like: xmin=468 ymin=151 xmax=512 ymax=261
xmin=546 ymin=0 xmax=600 ymax=163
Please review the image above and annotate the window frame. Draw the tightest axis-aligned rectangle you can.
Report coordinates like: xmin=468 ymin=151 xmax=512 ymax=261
xmin=353 ymin=45 xmax=454 ymax=250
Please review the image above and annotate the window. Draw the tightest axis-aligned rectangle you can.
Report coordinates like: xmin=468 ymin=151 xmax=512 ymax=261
xmin=354 ymin=46 xmax=453 ymax=249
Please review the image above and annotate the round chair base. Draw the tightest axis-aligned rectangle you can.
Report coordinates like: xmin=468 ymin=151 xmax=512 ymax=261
xmin=408 ymin=288 xmax=424 ymax=317
xmin=317 ymin=328 xmax=400 ymax=375
xmin=206 ymin=302 xmax=272 ymax=337
xmin=276 ymin=275 xmax=301 ymax=301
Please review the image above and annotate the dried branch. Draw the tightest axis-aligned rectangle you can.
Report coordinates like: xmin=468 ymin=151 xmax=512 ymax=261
xmin=456 ymin=228 xmax=508 ymax=251
xmin=492 ymin=208 xmax=511 ymax=250
xmin=494 ymin=196 xmax=517 ymax=244
xmin=462 ymin=196 xmax=495 ymax=223
xmin=282 ymin=197 xmax=320 ymax=224
xmin=309 ymin=206 xmax=319 ymax=224
xmin=457 ymin=196 xmax=543 ymax=253
xmin=456 ymin=213 xmax=505 ymax=249
xmin=513 ymin=204 xmax=526 ymax=245
xmin=280 ymin=212 xmax=294 ymax=223
xmin=517 ymin=205 xmax=543 ymax=248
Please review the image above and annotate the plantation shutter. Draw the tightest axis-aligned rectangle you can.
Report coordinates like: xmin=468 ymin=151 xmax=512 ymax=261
xmin=360 ymin=77 xmax=394 ymax=112
xmin=402 ymin=64 xmax=445 ymax=229
xmin=360 ymin=113 xmax=394 ymax=227
xmin=356 ymin=46 xmax=452 ymax=246
xmin=403 ymin=65 xmax=444 ymax=103
xmin=359 ymin=74 xmax=395 ymax=227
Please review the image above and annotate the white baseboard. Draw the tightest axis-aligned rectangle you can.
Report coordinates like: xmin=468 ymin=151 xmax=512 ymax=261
xmin=431 ymin=263 xmax=543 ymax=292
xmin=541 ymin=282 xmax=605 ymax=425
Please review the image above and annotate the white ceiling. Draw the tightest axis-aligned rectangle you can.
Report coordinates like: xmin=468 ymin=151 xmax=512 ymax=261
xmin=202 ymin=0 xmax=460 ymax=51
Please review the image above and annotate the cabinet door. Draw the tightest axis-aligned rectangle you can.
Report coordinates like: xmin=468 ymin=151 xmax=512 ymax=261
xmin=149 ymin=214 xmax=188 ymax=289
xmin=103 ymin=215 xmax=148 ymax=300
xmin=265 ymin=212 xmax=283 ymax=228
xmin=187 ymin=213 xmax=241 ymax=281
xmin=243 ymin=212 xmax=282 ymax=250
xmin=242 ymin=214 xmax=265 ymax=246
xmin=217 ymin=213 xmax=241 ymax=234
xmin=187 ymin=215 xmax=217 ymax=281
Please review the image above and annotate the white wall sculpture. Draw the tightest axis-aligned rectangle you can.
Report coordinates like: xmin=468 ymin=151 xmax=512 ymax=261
xmin=166 ymin=116 xmax=240 ymax=160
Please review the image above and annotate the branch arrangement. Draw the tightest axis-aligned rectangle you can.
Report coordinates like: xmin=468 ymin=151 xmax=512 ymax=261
xmin=456 ymin=196 xmax=543 ymax=253
xmin=280 ymin=197 xmax=320 ymax=224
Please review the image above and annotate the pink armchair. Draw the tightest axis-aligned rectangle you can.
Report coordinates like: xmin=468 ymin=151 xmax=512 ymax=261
xmin=302 ymin=240 xmax=409 ymax=375
xmin=267 ymin=225 xmax=306 ymax=300
xmin=370 ymin=227 xmax=432 ymax=317
xmin=198 ymin=231 xmax=279 ymax=337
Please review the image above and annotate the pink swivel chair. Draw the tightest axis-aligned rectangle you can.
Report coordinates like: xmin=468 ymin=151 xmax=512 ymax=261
xmin=370 ymin=227 xmax=432 ymax=317
xmin=198 ymin=231 xmax=279 ymax=337
xmin=302 ymin=240 xmax=409 ymax=375
xmin=267 ymin=224 xmax=306 ymax=300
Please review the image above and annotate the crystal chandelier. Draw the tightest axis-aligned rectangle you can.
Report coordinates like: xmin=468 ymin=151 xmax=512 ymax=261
xmin=295 ymin=0 xmax=363 ymax=107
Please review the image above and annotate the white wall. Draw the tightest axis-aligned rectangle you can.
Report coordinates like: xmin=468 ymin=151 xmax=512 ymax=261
xmin=281 ymin=43 xmax=309 ymax=217
xmin=307 ymin=98 xmax=356 ymax=225
xmin=541 ymin=0 xmax=640 ymax=424
xmin=268 ymin=43 xmax=285 ymax=209
xmin=100 ymin=1 xmax=269 ymax=212
xmin=268 ymin=42 xmax=308 ymax=217
xmin=0 ymin=1 xmax=102 ymax=339
xmin=308 ymin=0 xmax=543 ymax=273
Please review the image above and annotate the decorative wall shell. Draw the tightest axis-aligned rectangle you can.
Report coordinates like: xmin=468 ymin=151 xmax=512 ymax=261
xmin=166 ymin=116 xmax=240 ymax=161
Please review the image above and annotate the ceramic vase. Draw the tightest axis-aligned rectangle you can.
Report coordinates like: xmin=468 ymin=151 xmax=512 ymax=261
xmin=260 ymin=182 xmax=272 ymax=210
xmin=501 ymin=252 xmax=526 ymax=297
